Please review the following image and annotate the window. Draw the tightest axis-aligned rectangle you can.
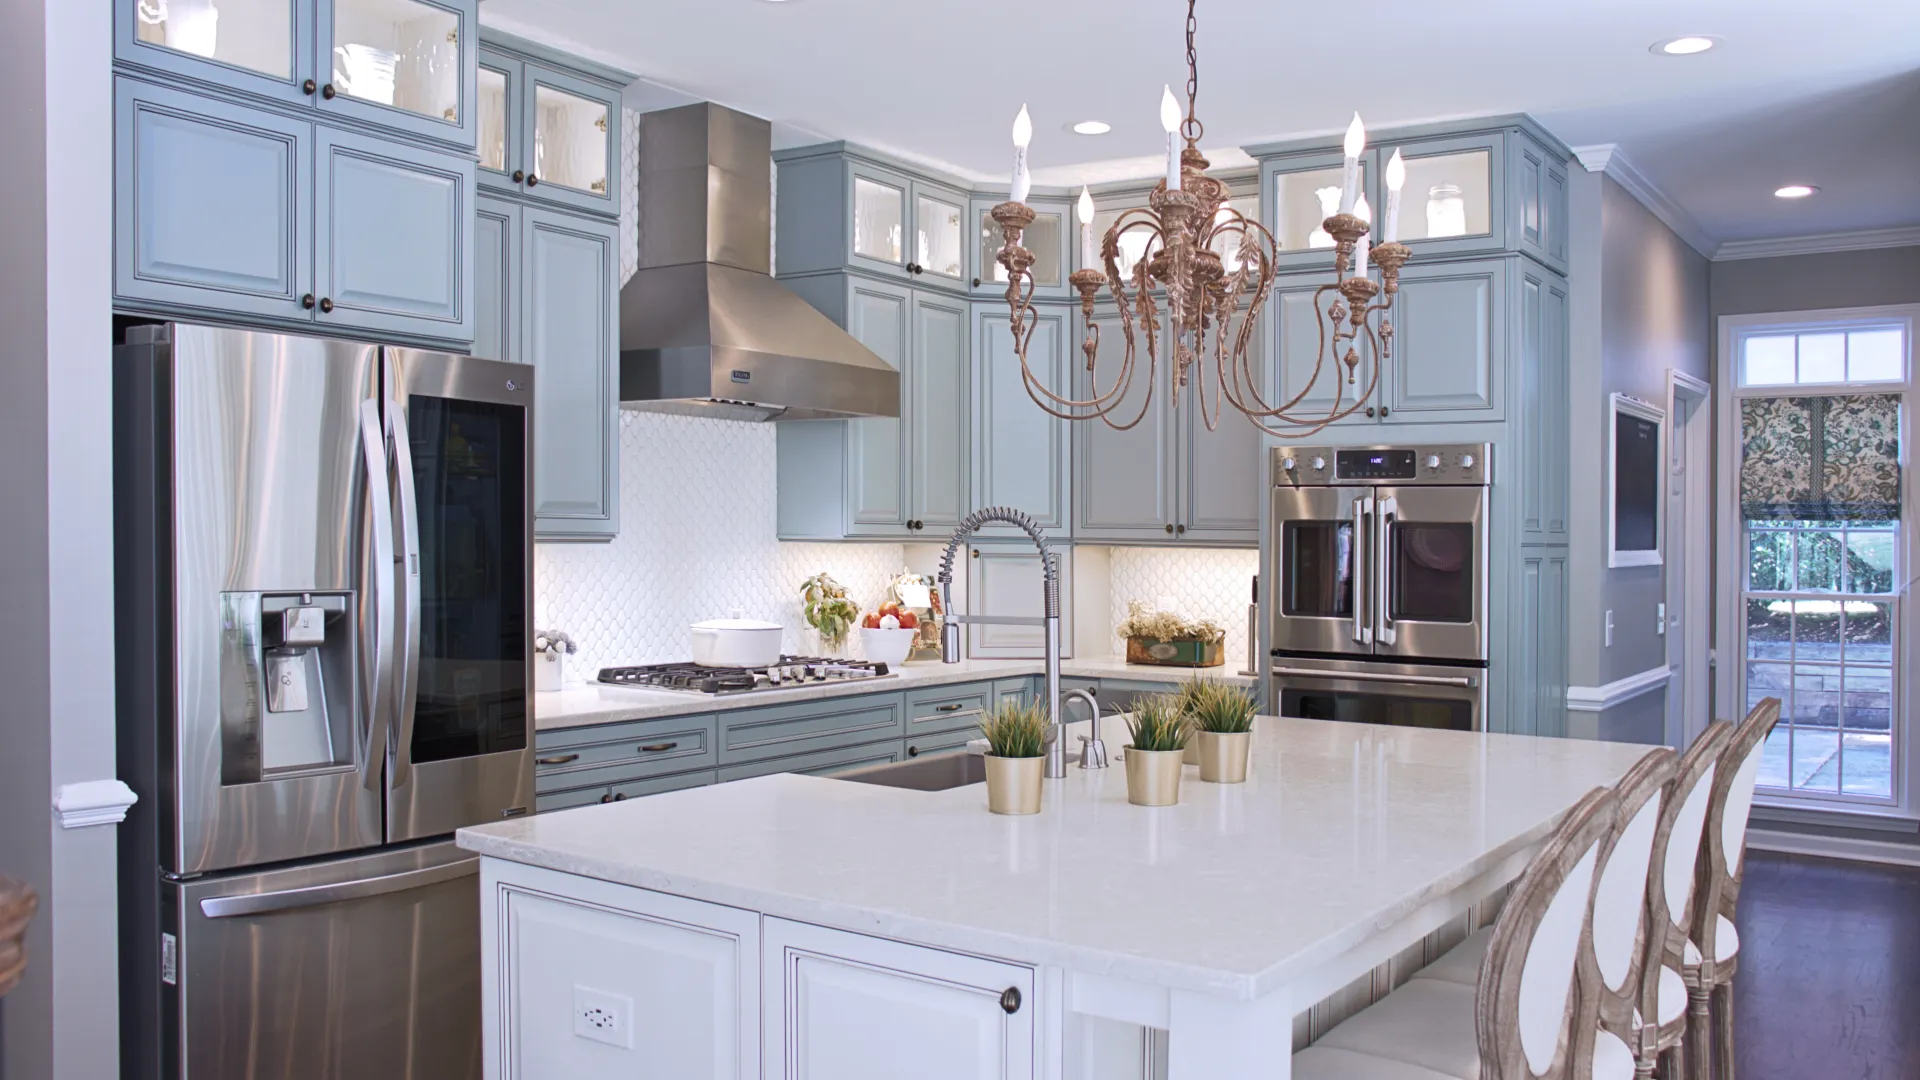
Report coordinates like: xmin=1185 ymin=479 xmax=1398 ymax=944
xmin=1721 ymin=307 xmax=1913 ymax=813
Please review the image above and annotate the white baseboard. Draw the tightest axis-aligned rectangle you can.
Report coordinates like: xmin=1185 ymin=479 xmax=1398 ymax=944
xmin=1747 ymin=827 xmax=1920 ymax=869
xmin=1565 ymin=665 xmax=1672 ymax=713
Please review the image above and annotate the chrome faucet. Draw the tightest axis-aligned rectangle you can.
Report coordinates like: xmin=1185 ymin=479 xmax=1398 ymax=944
xmin=939 ymin=508 xmax=1105 ymax=777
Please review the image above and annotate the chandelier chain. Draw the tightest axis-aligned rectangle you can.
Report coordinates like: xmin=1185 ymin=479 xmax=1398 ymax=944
xmin=1181 ymin=0 xmax=1203 ymax=145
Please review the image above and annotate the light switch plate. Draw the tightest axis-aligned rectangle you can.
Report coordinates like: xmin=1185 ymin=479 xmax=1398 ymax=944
xmin=1657 ymin=602 xmax=1667 ymax=636
xmin=573 ymin=986 xmax=633 ymax=1049
xmin=1604 ymin=610 xmax=1614 ymax=648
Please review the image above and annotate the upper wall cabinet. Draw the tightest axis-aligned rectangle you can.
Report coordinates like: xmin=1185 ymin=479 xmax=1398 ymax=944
xmin=476 ymin=41 xmax=624 ymax=218
xmin=115 ymin=0 xmax=479 ymax=151
xmin=972 ymin=303 xmax=1070 ymax=539
xmin=773 ymin=148 xmax=972 ymax=292
xmin=970 ymin=195 xmax=1071 ymax=301
xmin=521 ymin=208 xmax=620 ymax=539
xmin=1084 ymin=179 xmax=1259 ymax=284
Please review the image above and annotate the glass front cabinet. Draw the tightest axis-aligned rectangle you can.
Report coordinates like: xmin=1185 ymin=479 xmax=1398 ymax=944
xmin=971 ymin=195 xmax=1070 ymax=301
xmin=476 ymin=44 xmax=622 ymax=217
xmin=117 ymin=0 xmax=478 ymax=150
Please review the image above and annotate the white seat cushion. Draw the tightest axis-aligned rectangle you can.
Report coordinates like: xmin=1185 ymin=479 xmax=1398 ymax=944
xmin=1594 ymin=1030 xmax=1635 ymax=1080
xmin=1682 ymin=915 xmax=1740 ymax=965
xmin=1313 ymin=979 xmax=1480 ymax=1080
xmin=1412 ymin=927 xmax=1491 ymax=988
xmin=1293 ymin=1046 xmax=1465 ymax=1080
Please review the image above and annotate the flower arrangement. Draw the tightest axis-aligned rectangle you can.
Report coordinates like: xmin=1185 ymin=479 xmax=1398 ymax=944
xmin=534 ymin=630 xmax=577 ymax=656
xmin=799 ymin=572 xmax=860 ymax=651
xmin=1116 ymin=601 xmax=1226 ymax=668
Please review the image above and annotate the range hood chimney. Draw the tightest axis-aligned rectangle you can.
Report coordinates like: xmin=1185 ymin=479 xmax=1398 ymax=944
xmin=619 ymin=103 xmax=900 ymax=422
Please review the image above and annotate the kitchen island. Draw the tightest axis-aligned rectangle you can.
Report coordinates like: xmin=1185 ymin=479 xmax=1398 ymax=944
xmin=458 ymin=716 xmax=1650 ymax=1079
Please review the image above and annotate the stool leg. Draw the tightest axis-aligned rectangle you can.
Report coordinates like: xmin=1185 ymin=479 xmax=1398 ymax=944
xmin=1685 ymin=981 xmax=1713 ymax=1080
xmin=1663 ymin=1038 xmax=1686 ymax=1080
xmin=1711 ymin=980 xmax=1736 ymax=1080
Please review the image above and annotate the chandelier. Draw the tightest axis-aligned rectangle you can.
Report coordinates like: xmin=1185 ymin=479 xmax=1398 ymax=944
xmin=989 ymin=0 xmax=1412 ymax=438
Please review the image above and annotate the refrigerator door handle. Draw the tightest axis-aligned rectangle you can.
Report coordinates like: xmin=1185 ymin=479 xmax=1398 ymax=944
xmin=387 ymin=404 xmax=422 ymax=790
xmin=198 ymin=856 xmax=478 ymax=918
xmin=1352 ymin=495 xmax=1373 ymax=646
xmin=1376 ymin=495 xmax=1399 ymax=647
xmin=357 ymin=399 xmax=397 ymax=793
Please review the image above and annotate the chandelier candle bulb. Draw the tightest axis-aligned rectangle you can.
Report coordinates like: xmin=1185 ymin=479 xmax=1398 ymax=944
xmin=1383 ymin=149 xmax=1405 ymax=243
xmin=1160 ymin=85 xmax=1182 ymax=190
xmin=1077 ymin=187 xmax=1096 ymax=268
xmin=1354 ymin=233 xmax=1369 ymax=279
xmin=1340 ymin=113 xmax=1365 ymax=214
xmin=1355 ymin=193 xmax=1371 ymax=224
xmin=1010 ymin=104 xmax=1033 ymax=205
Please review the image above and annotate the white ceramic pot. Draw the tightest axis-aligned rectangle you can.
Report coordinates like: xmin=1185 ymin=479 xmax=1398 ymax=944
xmin=690 ymin=618 xmax=784 ymax=668
xmin=534 ymin=650 xmax=565 ymax=692
xmin=857 ymin=627 xmax=916 ymax=668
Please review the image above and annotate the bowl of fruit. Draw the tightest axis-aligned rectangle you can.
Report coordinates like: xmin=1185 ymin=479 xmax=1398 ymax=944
xmin=857 ymin=603 xmax=920 ymax=668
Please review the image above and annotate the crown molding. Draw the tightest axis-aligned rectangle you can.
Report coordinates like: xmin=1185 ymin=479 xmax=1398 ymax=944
xmin=1569 ymin=143 xmax=1718 ymax=260
xmin=1711 ymin=226 xmax=1920 ymax=262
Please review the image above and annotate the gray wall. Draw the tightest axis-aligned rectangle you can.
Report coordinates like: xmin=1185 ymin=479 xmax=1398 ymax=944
xmin=1566 ymin=172 xmax=1713 ymax=704
xmin=1711 ymin=245 xmax=1920 ymax=320
xmin=0 ymin=3 xmax=120 ymax=1078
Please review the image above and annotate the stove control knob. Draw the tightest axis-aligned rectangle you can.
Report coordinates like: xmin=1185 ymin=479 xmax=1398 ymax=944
xmin=1426 ymin=454 xmax=1442 ymax=470
xmin=1311 ymin=456 xmax=1327 ymax=471
xmin=1460 ymin=453 xmax=1477 ymax=470
xmin=1281 ymin=457 xmax=1296 ymax=472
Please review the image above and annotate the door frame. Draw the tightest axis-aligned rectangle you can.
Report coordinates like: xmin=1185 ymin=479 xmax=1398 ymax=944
xmin=1666 ymin=369 xmax=1712 ymax=747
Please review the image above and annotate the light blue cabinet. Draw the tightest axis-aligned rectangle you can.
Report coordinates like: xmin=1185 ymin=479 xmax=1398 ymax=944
xmin=1181 ymin=387 xmax=1263 ymax=543
xmin=973 ymin=304 xmax=1071 ymax=539
xmin=773 ymin=147 xmax=971 ymax=294
xmin=472 ymin=195 xmax=518 ymax=362
xmin=844 ymin=276 xmax=913 ymax=533
xmin=910 ymin=291 xmax=972 ymax=531
xmin=1269 ymin=275 xmax=1374 ymax=426
xmin=115 ymin=78 xmax=311 ymax=322
xmin=115 ymin=75 xmax=474 ymax=345
xmin=114 ymin=0 xmax=478 ymax=153
xmin=314 ymin=125 xmax=474 ymax=340
xmin=476 ymin=38 xmax=626 ymax=219
xmin=1384 ymin=258 xmax=1504 ymax=422
xmin=521 ymin=207 xmax=620 ymax=540
xmin=970 ymin=195 xmax=1073 ymax=301
xmin=1517 ymin=263 xmax=1571 ymax=543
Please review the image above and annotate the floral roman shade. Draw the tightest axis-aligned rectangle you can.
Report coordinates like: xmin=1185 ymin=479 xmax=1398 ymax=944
xmin=1741 ymin=394 xmax=1901 ymax=521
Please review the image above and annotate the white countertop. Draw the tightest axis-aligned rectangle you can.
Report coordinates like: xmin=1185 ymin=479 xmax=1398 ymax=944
xmin=534 ymin=656 xmax=1260 ymax=732
xmin=460 ymin=715 xmax=1652 ymax=999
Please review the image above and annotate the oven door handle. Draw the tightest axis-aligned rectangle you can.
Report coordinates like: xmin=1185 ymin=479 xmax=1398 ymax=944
xmin=1352 ymin=495 xmax=1373 ymax=646
xmin=1376 ymin=495 xmax=1398 ymax=647
xmin=1271 ymin=666 xmax=1477 ymax=689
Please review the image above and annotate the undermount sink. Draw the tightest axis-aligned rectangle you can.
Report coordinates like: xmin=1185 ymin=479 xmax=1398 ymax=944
xmin=832 ymin=751 xmax=986 ymax=792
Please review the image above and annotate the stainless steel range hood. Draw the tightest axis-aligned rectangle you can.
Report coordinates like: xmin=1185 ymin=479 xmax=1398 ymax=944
xmin=619 ymin=103 xmax=899 ymax=422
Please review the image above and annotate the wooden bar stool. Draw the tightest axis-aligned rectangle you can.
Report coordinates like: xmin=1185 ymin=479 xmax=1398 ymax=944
xmin=1686 ymin=698 xmax=1782 ymax=1080
xmin=0 ymin=876 xmax=36 ymax=999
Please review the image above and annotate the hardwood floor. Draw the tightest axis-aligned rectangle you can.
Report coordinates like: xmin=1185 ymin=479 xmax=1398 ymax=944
xmin=1732 ymin=850 xmax=1920 ymax=1080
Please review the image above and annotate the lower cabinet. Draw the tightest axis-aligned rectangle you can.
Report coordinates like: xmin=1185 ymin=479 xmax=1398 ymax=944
xmin=484 ymin=861 xmax=761 ymax=1079
xmin=762 ymin=917 xmax=1037 ymax=1080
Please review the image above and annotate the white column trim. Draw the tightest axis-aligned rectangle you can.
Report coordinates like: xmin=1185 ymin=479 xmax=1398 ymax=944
xmin=1565 ymin=665 xmax=1673 ymax=713
xmin=51 ymin=778 xmax=138 ymax=828
xmin=1567 ymin=142 xmax=1717 ymax=259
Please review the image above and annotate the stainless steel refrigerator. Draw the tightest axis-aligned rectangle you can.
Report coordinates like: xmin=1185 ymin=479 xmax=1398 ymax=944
xmin=114 ymin=323 xmax=535 ymax=1080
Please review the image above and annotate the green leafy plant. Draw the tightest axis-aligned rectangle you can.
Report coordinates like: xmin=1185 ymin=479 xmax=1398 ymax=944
xmin=1185 ymin=678 xmax=1257 ymax=735
xmin=979 ymin=700 xmax=1050 ymax=759
xmin=799 ymin=572 xmax=860 ymax=649
xmin=1126 ymin=693 xmax=1192 ymax=753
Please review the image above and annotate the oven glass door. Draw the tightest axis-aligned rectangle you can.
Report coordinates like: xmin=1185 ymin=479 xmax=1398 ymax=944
xmin=1373 ymin=485 xmax=1488 ymax=662
xmin=1280 ymin=686 xmax=1475 ymax=731
xmin=1272 ymin=659 xmax=1482 ymax=732
xmin=1271 ymin=485 xmax=1374 ymax=657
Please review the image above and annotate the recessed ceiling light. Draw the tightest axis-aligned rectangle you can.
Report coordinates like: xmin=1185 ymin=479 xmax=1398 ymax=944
xmin=1774 ymin=184 xmax=1819 ymax=199
xmin=1071 ymin=120 xmax=1112 ymax=136
xmin=1651 ymin=35 xmax=1719 ymax=55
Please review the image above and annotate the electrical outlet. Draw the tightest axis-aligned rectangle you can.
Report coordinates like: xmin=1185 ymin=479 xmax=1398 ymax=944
xmin=1604 ymin=610 xmax=1614 ymax=648
xmin=1657 ymin=603 xmax=1667 ymax=636
xmin=573 ymin=986 xmax=633 ymax=1049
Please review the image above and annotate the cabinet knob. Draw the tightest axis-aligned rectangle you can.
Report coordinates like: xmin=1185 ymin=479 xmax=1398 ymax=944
xmin=301 ymin=293 xmax=316 ymax=310
xmin=1164 ymin=524 xmax=1175 ymax=534
xmin=613 ymin=793 xmax=628 ymax=801
xmin=1000 ymin=987 xmax=1022 ymax=1014
xmin=302 ymin=79 xmax=317 ymax=95
xmin=319 ymin=297 xmax=334 ymax=314
xmin=1176 ymin=524 xmax=1186 ymax=535
xmin=321 ymin=83 xmax=336 ymax=100
xmin=512 ymin=169 xmax=525 ymax=184
xmin=1380 ymin=406 xmax=1389 ymax=417
xmin=971 ymin=277 xmax=982 ymax=288
xmin=907 ymin=745 xmax=920 ymax=758
xmin=1364 ymin=407 xmax=1375 ymax=419
xmin=599 ymin=793 xmax=614 ymax=804
xmin=526 ymin=173 xmax=539 ymax=187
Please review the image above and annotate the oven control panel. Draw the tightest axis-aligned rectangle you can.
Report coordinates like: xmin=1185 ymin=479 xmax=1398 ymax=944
xmin=1272 ymin=444 xmax=1491 ymax=486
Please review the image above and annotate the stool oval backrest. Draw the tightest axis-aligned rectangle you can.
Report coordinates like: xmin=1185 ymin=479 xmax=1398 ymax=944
xmin=1643 ymin=721 xmax=1732 ymax=1011
xmin=1695 ymin=698 xmax=1782 ymax=964
xmin=1477 ymin=786 xmax=1619 ymax=1080
xmin=1588 ymin=748 xmax=1678 ymax=1036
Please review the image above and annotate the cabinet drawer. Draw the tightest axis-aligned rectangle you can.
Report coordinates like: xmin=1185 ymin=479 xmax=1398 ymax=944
xmin=533 ymin=715 xmax=717 ymax=792
xmin=718 ymin=696 xmax=904 ymax=766
xmin=535 ymin=783 xmax=609 ymax=812
xmin=904 ymin=730 xmax=978 ymax=760
xmin=716 ymin=740 xmax=903 ymax=784
xmin=613 ymin=769 xmax=717 ymax=800
xmin=904 ymin=683 xmax=992 ymax=737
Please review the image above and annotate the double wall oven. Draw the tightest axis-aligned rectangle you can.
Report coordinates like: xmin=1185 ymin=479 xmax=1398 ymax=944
xmin=1268 ymin=444 xmax=1491 ymax=731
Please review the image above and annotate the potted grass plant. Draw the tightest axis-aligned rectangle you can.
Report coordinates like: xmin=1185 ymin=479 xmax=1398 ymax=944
xmin=978 ymin=700 xmax=1050 ymax=815
xmin=1173 ymin=675 xmax=1211 ymax=765
xmin=1188 ymin=680 xmax=1257 ymax=784
xmin=1123 ymin=693 xmax=1191 ymax=807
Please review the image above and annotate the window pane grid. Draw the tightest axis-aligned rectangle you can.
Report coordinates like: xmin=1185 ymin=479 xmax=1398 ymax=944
xmin=1738 ymin=325 xmax=1908 ymax=388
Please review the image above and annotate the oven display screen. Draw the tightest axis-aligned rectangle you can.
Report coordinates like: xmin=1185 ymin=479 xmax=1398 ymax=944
xmin=1336 ymin=449 xmax=1417 ymax=480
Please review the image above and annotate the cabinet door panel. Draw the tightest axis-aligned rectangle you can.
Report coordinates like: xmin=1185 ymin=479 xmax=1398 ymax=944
xmin=1385 ymin=260 xmax=1503 ymax=421
xmin=974 ymin=305 xmax=1070 ymax=538
xmin=115 ymin=0 xmax=312 ymax=108
xmin=1270 ymin=277 xmax=1375 ymax=427
xmin=845 ymin=277 xmax=912 ymax=534
xmin=1074 ymin=308 xmax=1174 ymax=540
xmin=847 ymin=162 xmax=911 ymax=278
xmin=476 ymin=50 xmax=524 ymax=195
xmin=115 ymin=79 xmax=311 ymax=320
xmin=764 ymin=917 xmax=1035 ymax=1080
xmin=472 ymin=196 xmax=518 ymax=362
xmin=912 ymin=181 xmax=969 ymax=286
xmin=972 ymin=197 xmax=1070 ymax=300
xmin=911 ymin=292 xmax=971 ymax=529
xmin=966 ymin=547 xmax=1073 ymax=659
xmin=315 ymin=126 xmax=473 ymax=340
xmin=1182 ymin=388 xmax=1262 ymax=543
xmin=316 ymin=0 xmax=477 ymax=148
xmin=522 ymin=63 xmax=622 ymax=216
xmin=522 ymin=208 xmax=619 ymax=538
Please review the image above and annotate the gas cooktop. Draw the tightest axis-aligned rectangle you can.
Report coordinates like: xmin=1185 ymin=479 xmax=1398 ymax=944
xmin=596 ymin=656 xmax=895 ymax=696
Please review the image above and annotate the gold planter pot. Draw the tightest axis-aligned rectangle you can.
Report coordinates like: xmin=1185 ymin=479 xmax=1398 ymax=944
xmin=983 ymin=755 xmax=1045 ymax=815
xmin=1124 ymin=747 xmax=1186 ymax=807
xmin=1195 ymin=730 xmax=1252 ymax=784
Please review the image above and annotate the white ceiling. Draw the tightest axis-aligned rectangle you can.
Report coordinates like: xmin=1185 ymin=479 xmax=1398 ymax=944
xmin=484 ymin=0 xmax=1920 ymax=248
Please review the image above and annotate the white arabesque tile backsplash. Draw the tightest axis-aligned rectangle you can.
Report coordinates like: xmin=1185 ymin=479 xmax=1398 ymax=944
xmin=534 ymin=412 xmax=903 ymax=677
xmin=1106 ymin=547 xmax=1260 ymax=664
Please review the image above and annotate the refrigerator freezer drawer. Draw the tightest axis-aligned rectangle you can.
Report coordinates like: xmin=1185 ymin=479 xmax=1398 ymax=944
xmin=167 ymin=841 xmax=481 ymax=1080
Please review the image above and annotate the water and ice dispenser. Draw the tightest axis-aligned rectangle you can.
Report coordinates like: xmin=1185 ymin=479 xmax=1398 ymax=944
xmin=220 ymin=592 xmax=359 ymax=781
